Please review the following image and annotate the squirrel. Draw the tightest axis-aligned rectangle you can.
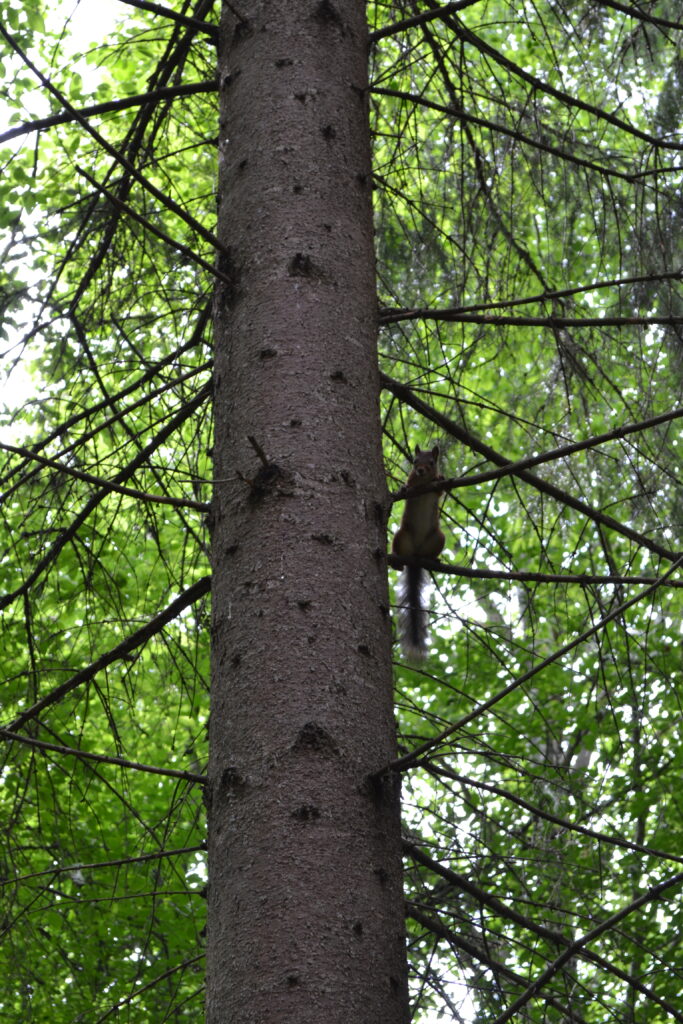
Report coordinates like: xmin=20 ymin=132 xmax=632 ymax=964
xmin=392 ymin=445 xmax=445 ymax=660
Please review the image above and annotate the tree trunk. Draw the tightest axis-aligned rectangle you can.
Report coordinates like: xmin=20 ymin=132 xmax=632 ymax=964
xmin=207 ymin=2 xmax=409 ymax=1022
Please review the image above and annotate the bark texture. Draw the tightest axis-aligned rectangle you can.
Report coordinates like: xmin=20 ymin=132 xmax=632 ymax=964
xmin=208 ymin=2 xmax=409 ymax=1022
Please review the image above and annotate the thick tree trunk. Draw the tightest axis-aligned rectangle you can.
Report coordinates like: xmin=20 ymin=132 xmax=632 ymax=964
xmin=207 ymin=2 xmax=409 ymax=1022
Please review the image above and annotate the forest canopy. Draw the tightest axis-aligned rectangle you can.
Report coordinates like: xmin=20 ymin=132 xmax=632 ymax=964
xmin=1 ymin=0 xmax=683 ymax=1021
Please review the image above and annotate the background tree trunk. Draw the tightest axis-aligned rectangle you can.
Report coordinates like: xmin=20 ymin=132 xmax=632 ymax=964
xmin=207 ymin=2 xmax=409 ymax=1021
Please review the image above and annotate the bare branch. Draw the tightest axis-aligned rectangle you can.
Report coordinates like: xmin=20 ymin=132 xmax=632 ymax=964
xmin=93 ymin=953 xmax=205 ymax=1024
xmin=117 ymin=0 xmax=218 ymax=38
xmin=407 ymin=902 xmax=588 ymax=1022
xmin=596 ymin=0 xmax=683 ymax=31
xmin=0 ymin=439 xmax=209 ymax=511
xmin=425 ymin=762 xmax=683 ymax=867
xmin=451 ymin=14 xmax=683 ymax=151
xmin=382 ymin=308 xmax=683 ymax=328
xmin=369 ymin=0 xmax=481 ymax=43
xmin=371 ymin=86 xmax=636 ymax=181
xmin=381 ymin=374 xmax=680 ymax=562
xmin=405 ymin=842 xmax=683 ymax=1022
xmin=387 ymin=556 xmax=683 ymax=588
xmin=0 ymin=846 xmax=205 ymax=888
xmin=5 ymin=576 xmax=211 ymax=733
xmin=386 ymin=556 xmax=683 ymax=773
xmin=392 ymin=268 xmax=682 ymax=315
xmin=0 ymin=25 xmax=226 ymax=256
xmin=0 ymin=80 xmax=216 ymax=145
xmin=76 ymin=165 xmax=230 ymax=287
xmin=388 ymin=405 xmax=683 ymax=497
xmin=490 ymin=872 xmax=683 ymax=1024
xmin=0 ymin=385 xmax=211 ymax=613
xmin=0 ymin=728 xmax=206 ymax=783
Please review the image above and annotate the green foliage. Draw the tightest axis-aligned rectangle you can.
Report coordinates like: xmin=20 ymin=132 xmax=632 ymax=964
xmin=2 ymin=0 xmax=683 ymax=1020
xmin=0 ymin=3 xmax=215 ymax=1020
xmin=373 ymin=0 xmax=683 ymax=1017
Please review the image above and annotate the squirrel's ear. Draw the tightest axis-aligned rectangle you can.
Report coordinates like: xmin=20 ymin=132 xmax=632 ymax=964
xmin=414 ymin=446 xmax=421 ymax=458
xmin=431 ymin=445 xmax=440 ymax=458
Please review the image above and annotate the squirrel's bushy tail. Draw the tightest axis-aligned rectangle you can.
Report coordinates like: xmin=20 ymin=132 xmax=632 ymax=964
xmin=398 ymin=564 xmax=428 ymax=660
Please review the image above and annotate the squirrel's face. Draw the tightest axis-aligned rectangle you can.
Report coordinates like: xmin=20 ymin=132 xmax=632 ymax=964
xmin=412 ymin=445 xmax=439 ymax=479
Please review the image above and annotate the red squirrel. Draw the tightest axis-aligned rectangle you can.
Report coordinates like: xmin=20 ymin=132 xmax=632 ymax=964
xmin=392 ymin=445 xmax=445 ymax=659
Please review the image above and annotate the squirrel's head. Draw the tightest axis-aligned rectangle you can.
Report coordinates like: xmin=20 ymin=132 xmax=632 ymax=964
xmin=412 ymin=445 xmax=439 ymax=478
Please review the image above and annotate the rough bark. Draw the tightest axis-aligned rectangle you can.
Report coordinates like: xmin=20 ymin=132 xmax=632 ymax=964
xmin=207 ymin=2 xmax=409 ymax=1022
